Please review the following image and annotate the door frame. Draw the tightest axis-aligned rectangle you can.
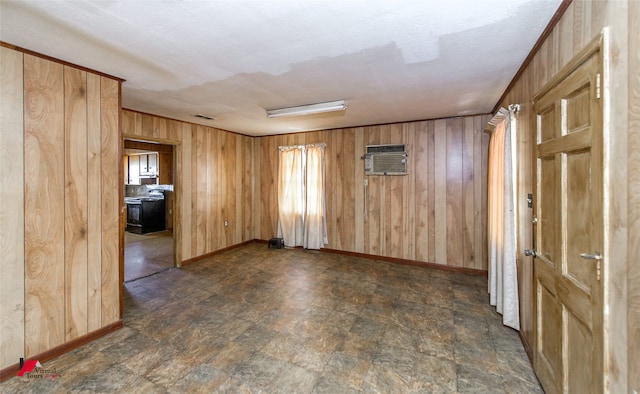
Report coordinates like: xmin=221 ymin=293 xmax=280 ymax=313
xmin=120 ymin=136 xmax=183 ymax=289
xmin=530 ymin=29 xmax=609 ymax=392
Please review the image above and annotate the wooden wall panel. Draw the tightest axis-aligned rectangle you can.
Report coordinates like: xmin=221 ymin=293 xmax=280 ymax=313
xmin=446 ymin=118 xmax=463 ymax=267
xmin=121 ymin=110 xmax=255 ymax=262
xmin=414 ymin=121 xmax=430 ymax=262
xmin=206 ymin=128 xmax=215 ymax=251
xmin=342 ymin=129 xmax=356 ymax=252
xmin=404 ymin=123 xmax=416 ymax=260
xmin=387 ymin=124 xmax=403 ymax=258
xmin=472 ymin=116 xmax=485 ymax=271
xmin=100 ymin=77 xmax=120 ymax=325
xmin=434 ymin=119 xmax=448 ymax=264
xmin=462 ymin=117 xmax=475 ymax=269
xmin=1 ymin=48 xmax=122 ymax=370
xmin=426 ymin=121 xmax=436 ymax=263
xmin=628 ymin=2 xmax=640 ymax=391
xmin=86 ymin=73 xmax=103 ymax=332
xmin=243 ymin=136 xmax=253 ymax=241
xmin=195 ymin=126 xmax=207 ymax=256
xmin=23 ymin=54 xmax=66 ymax=356
xmin=191 ymin=125 xmax=198 ymax=257
xmin=354 ymin=128 xmax=365 ymax=253
xmin=0 ymin=46 xmax=24 ymax=369
xmin=365 ymin=126 xmax=382 ymax=256
xmin=254 ymin=115 xmax=490 ymax=269
xmin=234 ymin=135 xmax=243 ymax=244
xmin=64 ymin=66 xmax=89 ymax=340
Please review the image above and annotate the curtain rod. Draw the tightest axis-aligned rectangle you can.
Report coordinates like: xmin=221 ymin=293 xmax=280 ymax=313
xmin=279 ymin=143 xmax=326 ymax=151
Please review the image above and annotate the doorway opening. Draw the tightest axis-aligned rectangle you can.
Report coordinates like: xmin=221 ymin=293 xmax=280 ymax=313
xmin=123 ymin=139 xmax=176 ymax=282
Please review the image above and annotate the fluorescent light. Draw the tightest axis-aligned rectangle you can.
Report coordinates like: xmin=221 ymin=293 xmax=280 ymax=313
xmin=266 ymin=100 xmax=347 ymax=118
xmin=193 ymin=114 xmax=215 ymax=120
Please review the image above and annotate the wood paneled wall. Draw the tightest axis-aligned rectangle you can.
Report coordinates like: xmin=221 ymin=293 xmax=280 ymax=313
xmin=0 ymin=47 xmax=121 ymax=370
xmin=121 ymin=110 xmax=254 ymax=263
xmin=0 ymin=45 xmax=25 ymax=371
xmin=628 ymin=2 xmax=640 ymax=392
xmin=497 ymin=1 xmax=636 ymax=391
xmin=254 ymin=115 xmax=491 ymax=269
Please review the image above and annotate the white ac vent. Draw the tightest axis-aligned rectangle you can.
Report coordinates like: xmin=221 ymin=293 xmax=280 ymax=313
xmin=364 ymin=144 xmax=407 ymax=175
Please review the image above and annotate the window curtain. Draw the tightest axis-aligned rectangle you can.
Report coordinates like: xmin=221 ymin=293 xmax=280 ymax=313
xmin=277 ymin=144 xmax=327 ymax=249
xmin=487 ymin=107 xmax=519 ymax=330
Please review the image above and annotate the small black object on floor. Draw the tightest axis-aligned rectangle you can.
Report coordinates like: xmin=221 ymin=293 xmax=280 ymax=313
xmin=268 ymin=237 xmax=284 ymax=249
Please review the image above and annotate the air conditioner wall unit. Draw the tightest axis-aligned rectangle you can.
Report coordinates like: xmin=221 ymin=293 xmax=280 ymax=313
xmin=364 ymin=144 xmax=408 ymax=175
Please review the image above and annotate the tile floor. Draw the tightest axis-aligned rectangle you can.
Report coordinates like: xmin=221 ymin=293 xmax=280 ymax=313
xmin=124 ymin=231 xmax=174 ymax=282
xmin=1 ymin=243 xmax=543 ymax=393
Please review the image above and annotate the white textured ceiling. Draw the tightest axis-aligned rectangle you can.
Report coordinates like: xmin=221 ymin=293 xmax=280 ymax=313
xmin=1 ymin=0 xmax=562 ymax=136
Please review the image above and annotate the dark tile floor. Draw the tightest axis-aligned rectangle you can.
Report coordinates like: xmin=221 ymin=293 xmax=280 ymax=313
xmin=2 ymin=243 xmax=543 ymax=393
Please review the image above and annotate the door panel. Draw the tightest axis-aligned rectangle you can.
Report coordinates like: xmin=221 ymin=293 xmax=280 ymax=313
xmin=565 ymin=150 xmax=593 ymax=289
xmin=564 ymin=83 xmax=591 ymax=133
xmin=538 ymin=105 xmax=557 ymax=143
xmin=538 ymin=282 xmax=561 ymax=378
xmin=532 ymin=44 xmax=603 ymax=394
xmin=539 ymin=157 xmax=557 ymax=263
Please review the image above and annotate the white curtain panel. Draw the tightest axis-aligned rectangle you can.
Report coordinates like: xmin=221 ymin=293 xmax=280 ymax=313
xmin=487 ymin=108 xmax=520 ymax=330
xmin=277 ymin=147 xmax=305 ymax=247
xmin=303 ymin=145 xmax=328 ymax=249
xmin=277 ymin=144 xmax=327 ymax=249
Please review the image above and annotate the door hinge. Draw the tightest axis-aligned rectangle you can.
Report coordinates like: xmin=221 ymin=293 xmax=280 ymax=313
xmin=597 ymin=260 xmax=601 ymax=281
xmin=596 ymin=73 xmax=601 ymax=99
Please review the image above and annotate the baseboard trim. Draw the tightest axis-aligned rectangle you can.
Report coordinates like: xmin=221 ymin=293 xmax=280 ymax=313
xmin=0 ymin=320 xmax=123 ymax=382
xmin=252 ymin=239 xmax=486 ymax=275
xmin=320 ymin=247 xmax=488 ymax=275
xmin=519 ymin=330 xmax=534 ymax=362
xmin=180 ymin=240 xmax=255 ymax=266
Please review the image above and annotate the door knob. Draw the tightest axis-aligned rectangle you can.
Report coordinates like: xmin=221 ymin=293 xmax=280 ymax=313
xmin=531 ymin=217 xmax=538 ymax=224
xmin=524 ymin=249 xmax=537 ymax=257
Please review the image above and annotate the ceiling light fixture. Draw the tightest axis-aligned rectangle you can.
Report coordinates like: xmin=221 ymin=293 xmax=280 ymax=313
xmin=266 ymin=100 xmax=347 ymax=118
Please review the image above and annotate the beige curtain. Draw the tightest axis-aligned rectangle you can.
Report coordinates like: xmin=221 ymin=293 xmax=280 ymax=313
xmin=487 ymin=107 xmax=519 ymax=330
xmin=303 ymin=145 xmax=328 ymax=249
xmin=277 ymin=144 xmax=327 ymax=249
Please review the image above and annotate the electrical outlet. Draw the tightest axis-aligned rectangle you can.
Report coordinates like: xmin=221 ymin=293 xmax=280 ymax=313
xmin=364 ymin=179 xmax=368 ymax=186
xmin=224 ymin=220 xmax=228 ymax=227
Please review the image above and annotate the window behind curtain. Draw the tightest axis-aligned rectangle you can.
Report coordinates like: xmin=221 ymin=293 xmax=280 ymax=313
xmin=277 ymin=144 xmax=327 ymax=249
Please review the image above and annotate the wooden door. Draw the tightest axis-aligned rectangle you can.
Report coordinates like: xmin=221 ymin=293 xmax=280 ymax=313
xmin=532 ymin=38 xmax=604 ymax=394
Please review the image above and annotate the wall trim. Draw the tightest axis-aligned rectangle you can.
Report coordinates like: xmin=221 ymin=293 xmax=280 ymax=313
xmin=122 ymin=108 xmax=252 ymax=139
xmin=0 ymin=320 xmax=123 ymax=382
xmin=255 ymin=113 xmax=492 ymax=138
xmin=492 ymin=0 xmax=573 ymax=114
xmin=180 ymin=240 xmax=256 ymax=266
xmin=253 ymin=239 xmax=487 ymax=275
xmin=320 ymin=247 xmax=488 ymax=275
xmin=520 ymin=330 xmax=534 ymax=362
xmin=0 ymin=41 xmax=125 ymax=82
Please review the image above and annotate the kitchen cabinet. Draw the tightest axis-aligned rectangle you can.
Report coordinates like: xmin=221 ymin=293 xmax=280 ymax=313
xmin=125 ymin=153 xmax=159 ymax=185
xmin=141 ymin=153 xmax=157 ymax=175
xmin=128 ymin=155 xmax=140 ymax=184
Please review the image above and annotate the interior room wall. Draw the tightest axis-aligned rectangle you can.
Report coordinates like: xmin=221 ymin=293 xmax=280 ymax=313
xmin=0 ymin=46 xmax=121 ymax=372
xmin=253 ymin=115 xmax=492 ymax=271
xmin=496 ymin=0 xmax=636 ymax=391
xmin=121 ymin=109 xmax=254 ymax=263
